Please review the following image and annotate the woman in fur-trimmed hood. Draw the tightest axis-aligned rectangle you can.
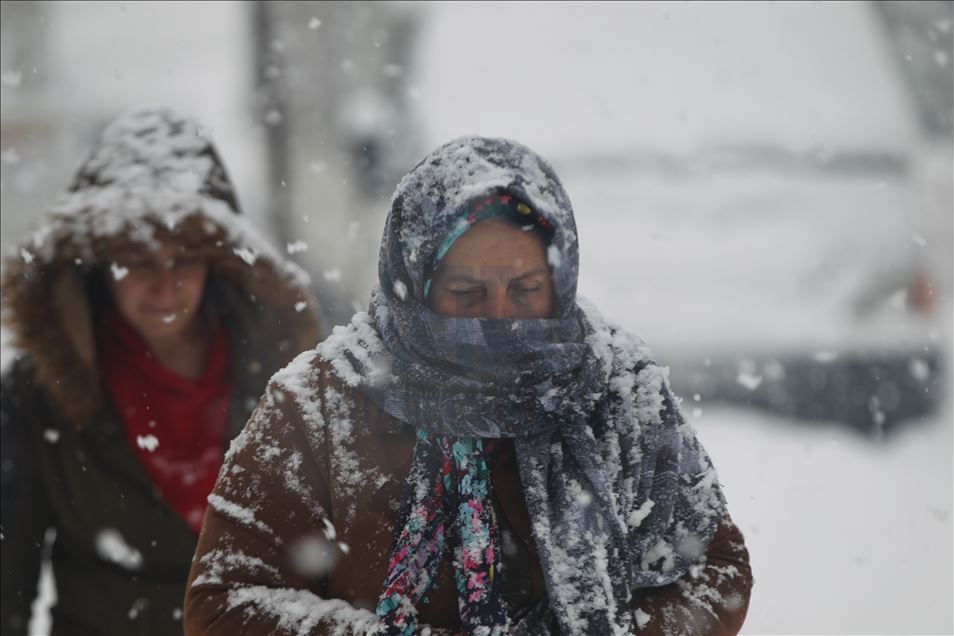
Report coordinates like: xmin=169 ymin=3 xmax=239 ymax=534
xmin=0 ymin=107 xmax=320 ymax=635
xmin=184 ymin=136 xmax=751 ymax=635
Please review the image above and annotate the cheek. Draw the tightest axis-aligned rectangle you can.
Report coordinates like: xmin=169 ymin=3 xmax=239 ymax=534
xmin=179 ymin=268 xmax=208 ymax=304
xmin=519 ymin=297 xmax=552 ymax=319
xmin=431 ymin=292 xmax=458 ymax=317
xmin=109 ymin=278 xmax=146 ymax=312
xmin=533 ymin=284 xmax=556 ymax=316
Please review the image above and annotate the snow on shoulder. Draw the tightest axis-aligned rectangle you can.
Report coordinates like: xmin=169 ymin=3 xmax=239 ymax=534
xmin=315 ymin=311 xmax=391 ymax=389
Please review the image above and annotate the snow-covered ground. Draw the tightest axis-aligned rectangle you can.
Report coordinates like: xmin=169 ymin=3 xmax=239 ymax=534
xmin=695 ymin=403 xmax=953 ymax=634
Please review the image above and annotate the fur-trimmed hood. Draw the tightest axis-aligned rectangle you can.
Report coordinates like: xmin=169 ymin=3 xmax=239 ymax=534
xmin=1 ymin=107 xmax=321 ymax=427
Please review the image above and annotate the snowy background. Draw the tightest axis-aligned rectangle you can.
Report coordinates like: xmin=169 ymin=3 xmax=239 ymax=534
xmin=2 ymin=1 xmax=952 ymax=634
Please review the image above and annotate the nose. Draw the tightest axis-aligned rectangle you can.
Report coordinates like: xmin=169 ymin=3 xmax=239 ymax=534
xmin=151 ymin=266 xmax=180 ymax=302
xmin=484 ymin=286 xmax=513 ymax=319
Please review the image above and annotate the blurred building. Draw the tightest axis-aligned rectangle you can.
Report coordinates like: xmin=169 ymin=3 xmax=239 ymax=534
xmin=252 ymin=1 xmax=424 ymax=328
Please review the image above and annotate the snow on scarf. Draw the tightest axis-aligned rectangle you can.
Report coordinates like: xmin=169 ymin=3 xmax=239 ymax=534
xmin=317 ymin=137 xmax=727 ymax=635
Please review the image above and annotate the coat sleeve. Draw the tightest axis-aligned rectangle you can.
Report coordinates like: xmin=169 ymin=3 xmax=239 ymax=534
xmin=183 ymin=367 xmax=385 ymax=636
xmin=630 ymin=514 xmax=752 ymax=635
xmin=1 ymin=360 xmax=56 ymax=636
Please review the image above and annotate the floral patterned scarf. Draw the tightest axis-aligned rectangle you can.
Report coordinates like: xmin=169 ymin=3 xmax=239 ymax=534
xmin=376 ymin=433 xmax=507 ymax=635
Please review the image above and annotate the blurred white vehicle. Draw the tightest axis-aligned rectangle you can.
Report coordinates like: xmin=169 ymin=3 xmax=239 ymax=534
xmin=566 ymin=148 xmax=942 ymax=433
xmin=413 ymin=1 xmax=949 ymax=432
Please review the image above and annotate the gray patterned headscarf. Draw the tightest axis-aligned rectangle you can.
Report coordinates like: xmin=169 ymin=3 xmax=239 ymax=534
xmin=319 ymin=137 xmax=726 ymax=634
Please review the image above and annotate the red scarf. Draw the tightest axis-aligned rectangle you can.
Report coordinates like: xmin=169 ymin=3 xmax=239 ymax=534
xmin=97 ymin=308 xmax=231 ymax=535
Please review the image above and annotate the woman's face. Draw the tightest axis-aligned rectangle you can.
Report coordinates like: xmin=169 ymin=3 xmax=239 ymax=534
xmin=108 ymin=236 xmax=208 ymax=347
xmin=428 ymin=217 xmax=555 ymax=319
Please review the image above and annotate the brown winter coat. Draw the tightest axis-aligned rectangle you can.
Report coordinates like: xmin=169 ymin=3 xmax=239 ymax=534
xmin=0 ymin=108 xmax=321 ymax=635
xmin=184 ymin=350 xmax=752 ymax=635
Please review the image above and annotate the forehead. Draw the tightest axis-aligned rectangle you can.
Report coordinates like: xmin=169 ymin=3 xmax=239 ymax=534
xmin=439 ymin=217 xmax=547 ymax=265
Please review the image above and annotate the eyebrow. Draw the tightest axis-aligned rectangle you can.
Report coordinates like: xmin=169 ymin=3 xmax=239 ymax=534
xmin=511 ymin=269 xmax=550 ymax=281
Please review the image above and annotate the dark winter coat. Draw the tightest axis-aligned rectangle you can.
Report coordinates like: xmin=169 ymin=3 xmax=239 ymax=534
xmin=0 ymin=108 xmax=321 ymax=636
xmin=184 ymin=351 xmax=752 ymax=635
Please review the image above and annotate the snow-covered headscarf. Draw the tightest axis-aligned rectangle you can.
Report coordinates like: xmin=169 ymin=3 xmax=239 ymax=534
xmin=318 ymin=137 xmax=726 ymax=635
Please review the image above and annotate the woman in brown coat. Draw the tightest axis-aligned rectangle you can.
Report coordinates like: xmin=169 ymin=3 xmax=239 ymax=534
xmin=185 ymin=137 xmax=752 ymax=635
xmin=0 ymin=107 xmax=320 ymax=635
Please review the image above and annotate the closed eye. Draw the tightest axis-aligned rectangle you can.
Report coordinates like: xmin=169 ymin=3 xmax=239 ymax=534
xmin=510 ymin=278 xmax=545 ymax=293
xmin=449 ymin=287 xmax=483 ymax=296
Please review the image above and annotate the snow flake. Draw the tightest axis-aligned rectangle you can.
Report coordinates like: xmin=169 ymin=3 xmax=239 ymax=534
xmin=233 ymin=246 xmax=258 ymax=265
xmin=634 ymin=608 xmax=651 ymax=629
xmin=308 ymin=17 xmax=322 ymax=30
xmin=641 ymin=538 xmax=675 ymax=573
xmin=393 ymin=279 xmax=408 ymax=300
xmin=111 ymin=262 xmax=129 ymax=281
xmin=575 ymin=490 xmax=593 ymax=506
xmin=287 ymin=240 xmax=308 ymax=254
xmin=736 ymin=371 xmax=762 ymax=391
xmin=95 ymin=528 xmax=144 ymax=570
xmin=137 ymin=435 xmax=159 ymax=452
xmin=909 ymin=358 xmax=930 ymax=381
xmin=628 ymin=499 xmax=655 ymax=529
xmin=321 ymin=517 xmax=337 ymax=541
xmin=288 ymin=534 xmax=337 ymax=577
xmin=128 ymin=598 xmax=148 ymax=620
